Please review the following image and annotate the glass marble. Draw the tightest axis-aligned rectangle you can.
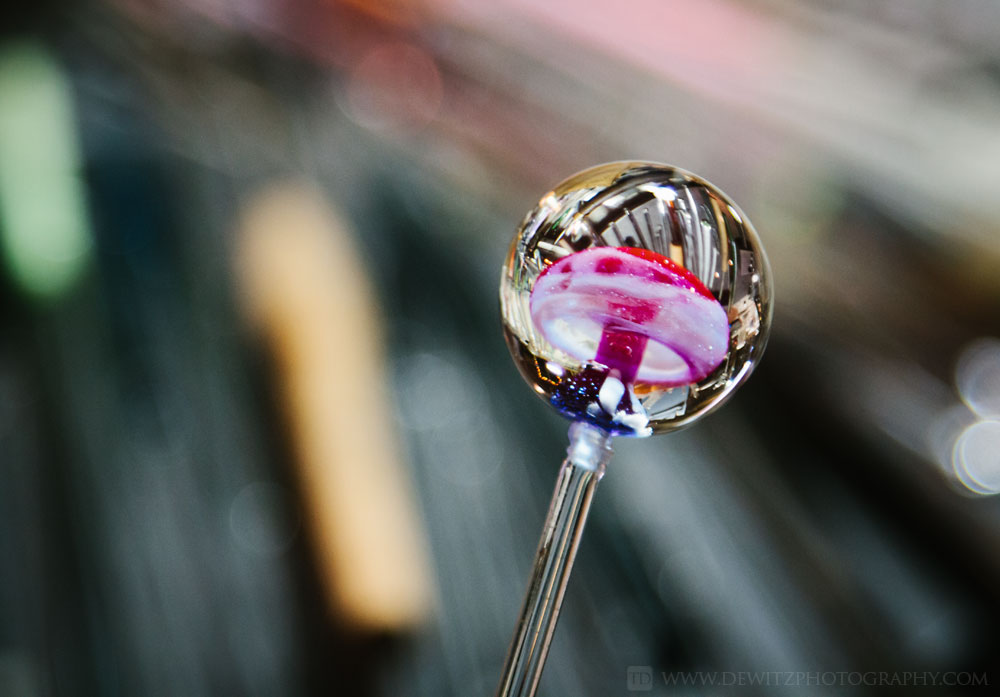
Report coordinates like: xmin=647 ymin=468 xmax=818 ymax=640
xmin=500 ymin=161 xmax=772 ymax=436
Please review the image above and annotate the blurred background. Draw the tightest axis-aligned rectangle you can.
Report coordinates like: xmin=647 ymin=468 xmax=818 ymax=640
xmin=2 ymin=0 xmax=1000 ymax=695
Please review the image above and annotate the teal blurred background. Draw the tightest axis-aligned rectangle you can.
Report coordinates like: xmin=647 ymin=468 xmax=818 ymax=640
xmin=2 ymin=1 xmax=1000 ymax=695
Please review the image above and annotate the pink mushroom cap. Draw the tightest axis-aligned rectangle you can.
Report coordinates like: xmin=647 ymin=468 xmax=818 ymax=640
xmin=529 ymin=247 xmax=730 ymax=386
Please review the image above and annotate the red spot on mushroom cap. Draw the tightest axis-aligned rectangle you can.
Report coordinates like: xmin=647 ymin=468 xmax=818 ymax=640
xmin=608 ymin=299 xmax=658 ymax=324
xmin=595 ymin=256 xmax=623 ymax=274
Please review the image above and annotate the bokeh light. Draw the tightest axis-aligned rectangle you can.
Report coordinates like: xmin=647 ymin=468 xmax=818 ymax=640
xmin=955 ymin=337 xmax=1000 ymax=420
xmin=343 ymin=41 xmax=443 ymax=133
xmin=952 ymin=420 xmax=1000 ymax=496
xmin=0 ymin=41 xmax=91 ymax=300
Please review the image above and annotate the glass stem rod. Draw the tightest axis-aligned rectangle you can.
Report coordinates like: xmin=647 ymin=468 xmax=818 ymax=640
xmin=495 ymin=421 xmax=613 ymax=697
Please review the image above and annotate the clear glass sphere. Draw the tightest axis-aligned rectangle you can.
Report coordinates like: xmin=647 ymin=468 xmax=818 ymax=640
xmin=500 ymin=161 xmax=772 ymax=437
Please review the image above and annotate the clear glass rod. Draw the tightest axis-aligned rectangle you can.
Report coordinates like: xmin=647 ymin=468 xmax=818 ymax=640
xmin=495 ymin=421 xmax=614 ymax=697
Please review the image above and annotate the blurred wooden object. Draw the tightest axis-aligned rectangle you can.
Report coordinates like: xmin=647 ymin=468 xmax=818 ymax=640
xmin=235 ymin=180 xmax=433 ymax=631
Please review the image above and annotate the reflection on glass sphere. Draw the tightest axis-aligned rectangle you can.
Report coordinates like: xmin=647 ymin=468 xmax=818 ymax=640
xmin=500 ymin=161 xmax=772 ymax=436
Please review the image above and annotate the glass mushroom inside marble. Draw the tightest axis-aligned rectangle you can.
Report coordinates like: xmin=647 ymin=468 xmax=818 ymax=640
xmin=530 ymin=246 xmax=729 ymax=436
xmin=494 ymin=162 xmax=772 ymax=697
